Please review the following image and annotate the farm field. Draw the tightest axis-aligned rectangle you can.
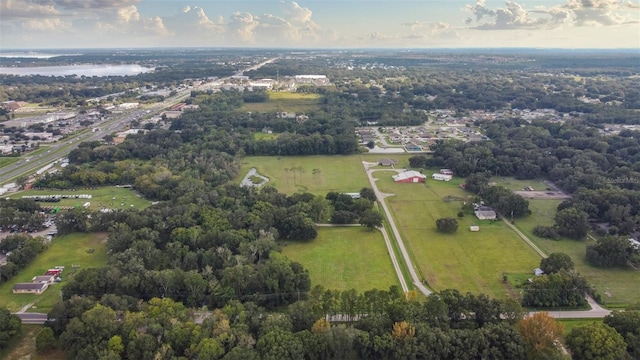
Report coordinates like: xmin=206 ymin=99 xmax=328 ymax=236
xmin=11 ymin=186 xmax=151 ymax=211
xmin=241 ymin=91 xmax=321 ymax=113
xmin=282 ymin=227 xmax=399 ymax=292
xmin=239 ymin=154 xmax=416 ymax=195
xmin=512 ymin=199 xmax=640 ymax=306
xmin=0 ymin=232 xmax=108 ymax=313
xmin=375 ymin=171 xmax=541 ymax=299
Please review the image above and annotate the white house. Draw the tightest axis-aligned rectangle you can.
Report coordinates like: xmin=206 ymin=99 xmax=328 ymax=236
xmin=432 ymin=173 xmax=453 ymax=181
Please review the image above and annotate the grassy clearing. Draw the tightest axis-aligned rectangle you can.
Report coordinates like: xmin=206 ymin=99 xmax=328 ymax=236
xmin=512 ymin=199 xmax=640 ymax=306
xmin=281 ymin=227 xmax=399 ymax=292
xmin=240 ymin=155 xmax=371 ymax=195
xmin=0 ymin=325 xmax=67 ymax=360
xmin=376 ymin=172 xmax=541 ymax=299
xmin=253 ymin=132 xmax=279 ymax=140
xmin=11 ymin=186 xmax=151 ymax=211
xmin=0 ymin=157 xmax=20 ymax=168
xmin=489 ymin=176 xmax=550 ymax=191
xmin=241 ymin=91 xmax=321 ymax=113
xmin=557 ymin=318 xmax=603 ymax=334
xmin=0 ymin=233 xmax=108 ymax=313
xmin=239 ymin=154 xmax=418 ymax=195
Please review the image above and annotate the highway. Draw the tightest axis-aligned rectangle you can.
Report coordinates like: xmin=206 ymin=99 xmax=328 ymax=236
xmin=0 ymin=57 xmax=279 ymax=187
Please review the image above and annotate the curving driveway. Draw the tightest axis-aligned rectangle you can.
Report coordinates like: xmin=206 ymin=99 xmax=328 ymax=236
xmin=362 ymin=161 xmax=432 ymax=296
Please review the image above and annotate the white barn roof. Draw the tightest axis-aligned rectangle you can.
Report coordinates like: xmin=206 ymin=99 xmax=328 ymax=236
xmin=393 ymin=171 xmax=427 ymax=182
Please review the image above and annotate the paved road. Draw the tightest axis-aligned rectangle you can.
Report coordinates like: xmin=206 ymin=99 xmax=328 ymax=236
xmin=14 ymin=312 xmax=48 ymax=324
xmin=362 ymin=162 xmax=432 ymax=296
xmin=0 ymin=57 xmax=280 ymax=187
xmin=502 ymin=213 xmax=613 ymax=319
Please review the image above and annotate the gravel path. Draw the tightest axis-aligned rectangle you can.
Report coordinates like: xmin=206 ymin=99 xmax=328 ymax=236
xmin=240 ymin=168 xmax=269 ymax=188
xmin=363 ymin=163 xmax=432 ymax=296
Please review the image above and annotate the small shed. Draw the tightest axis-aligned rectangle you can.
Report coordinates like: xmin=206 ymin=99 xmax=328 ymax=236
xmin=469 ymin=225 xmax=480 ymax=232
xmin=533 ymin=268 xmax=545 ymax=276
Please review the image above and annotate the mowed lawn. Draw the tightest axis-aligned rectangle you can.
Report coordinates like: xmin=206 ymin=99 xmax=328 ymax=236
xmin=241 ymin=92 xmax=321 ymax=113
xmin=0 ymin=233 xmax=108 ymax=313
xmin=12 ymin=186 xmax=151 ymax=211
xmin=281 ymin=227 xmax=399 ymax=292
xmin=0 ymin=157 xmax=20 ymax=168
xmin=512 ymin=199 xmax=640 ymax=306
xmin=240 ymin=155 xmax=371 ymax=195
xmin=239 ymin=154 xmax=417 ymax=195
xmin=375 ymin=172 xmax=541 ymax=299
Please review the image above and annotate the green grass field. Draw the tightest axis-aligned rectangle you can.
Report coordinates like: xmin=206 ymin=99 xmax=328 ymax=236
xmin=241 ymin=91 xmax=321 ymax=113
xmin=0 ymin=233 xmax=108 ymax=313
xmin=281 ymin=227 xmax=399 ymax=292
xmin=239 ymin=154 xmax=418 ymax=195
xmin=12 ymin=186 xmax=151 ymax=211
xmin=254 ymin=132 xmax=279 ymax=140
xmin=240 ymin=155 xmax=372 ymax=195
xmin=0 ymin=157 xmax=20 ymax=168
xmin=557 ymin=318 xmax=603 ymax=334
xmin=489 ymin=176 xmax=550 ymax=191
xmin=376 ymin=172 xmax=541 ymax=299
xmin=511 ymin=199 xmax=640 ymax=306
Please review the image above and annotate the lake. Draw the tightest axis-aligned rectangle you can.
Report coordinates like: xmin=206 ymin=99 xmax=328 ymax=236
xmin=0 ymin=64 xmax=154 ymax=77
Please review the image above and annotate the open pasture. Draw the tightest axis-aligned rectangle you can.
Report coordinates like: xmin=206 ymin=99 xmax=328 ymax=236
xmin=241 ymin=91 xmax=321 ymax=113
xmin=240 ymin=155 xmax=372 ymax=195
xmin=375 ymin=172 xmax=541 ymax=299
xmin=282 ymin=227 xmax=399 ymax=292
xmin=12 ymin=186 xmax=151 ymax=211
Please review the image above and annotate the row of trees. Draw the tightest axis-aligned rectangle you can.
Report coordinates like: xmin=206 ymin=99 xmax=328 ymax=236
xmin=42 ymin=285 xmax=640 ymax=360
xmin=0 ymin=234 xmax=48 ymax=284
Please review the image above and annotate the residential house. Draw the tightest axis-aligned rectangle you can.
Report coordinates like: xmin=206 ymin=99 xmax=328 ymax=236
xmin=378 ymin=159 xmax=398 ymax=166
xmin=32 ymin=275 xmax=55 ymax=284
xmin=12 ymin=282 xmax=48 ymax=294
xmin=474 ymin=206 xmax=497 ymax=220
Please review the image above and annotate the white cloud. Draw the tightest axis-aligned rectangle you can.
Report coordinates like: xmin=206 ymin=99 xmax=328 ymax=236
xmin=53 ymin=0 xmax=141 ymax=10
xmin=22 ymin=18 xmax=71 ymax=31
xmin=0 ymin=0 xmax=60 ymax=20
xmin=226 ymin=11 xmax=260 ymax=43
xmin=466 ymin=0 xmax=639 ymax=29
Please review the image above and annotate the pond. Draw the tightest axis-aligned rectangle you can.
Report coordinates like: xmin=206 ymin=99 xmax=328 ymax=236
xmin=0 ymin=64 xmax=154 ymax=77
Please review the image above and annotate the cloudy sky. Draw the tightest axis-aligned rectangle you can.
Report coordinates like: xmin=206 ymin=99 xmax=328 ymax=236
xmin=1 ymin=0 xmax=639 ymax=49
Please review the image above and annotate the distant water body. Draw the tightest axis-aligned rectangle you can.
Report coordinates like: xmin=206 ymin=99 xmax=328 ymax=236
xmin=0 ymin=64 xmax=154 ymax=77
xmin=0 ymin=52 xmax=78 ymax=59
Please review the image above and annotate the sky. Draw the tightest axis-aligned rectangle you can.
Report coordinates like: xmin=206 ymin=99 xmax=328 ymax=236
xmin=0 ymin=0 xmax=639 ymax=49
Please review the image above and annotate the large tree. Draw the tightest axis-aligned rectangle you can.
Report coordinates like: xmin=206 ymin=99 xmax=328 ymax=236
xmin=0 ymin=307 xmax=22 ymax=351
xmin=554 ymin=207 xmax=589 ymax=240
xmin=436 ymin=218 xmax=459 ymax=233
xmin=360 ymin=209 xmax=383 ymax=229
xmin=516 ymin=312 xmax=564 ymax=360
xmin=603 ymin=310 xmax=640 ymax=358
xmin=566 ymin=322 xmax=627 ymax=360
xmin=540 ymin=253 xmax=574 ymax=274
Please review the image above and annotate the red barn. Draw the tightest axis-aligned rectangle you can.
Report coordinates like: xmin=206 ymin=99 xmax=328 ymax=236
xmin=392 ymin=171 xmax=427 ymax=183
